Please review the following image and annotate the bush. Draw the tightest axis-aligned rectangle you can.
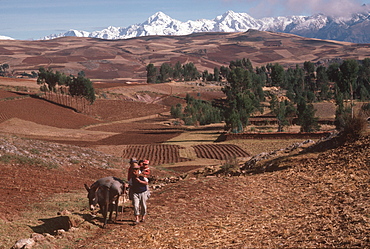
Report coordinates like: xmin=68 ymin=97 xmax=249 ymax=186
xmin=341 ymin=112 xmax=368 ymax=139
xmin=220 ymin=156 xmax=240 ymax=176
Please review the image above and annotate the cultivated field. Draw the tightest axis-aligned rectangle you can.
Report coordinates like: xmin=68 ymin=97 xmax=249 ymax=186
xmin=1 ymin=30 xmax=370 ymax=82
xmin=0 ymin=31 xmax=369 ymax=248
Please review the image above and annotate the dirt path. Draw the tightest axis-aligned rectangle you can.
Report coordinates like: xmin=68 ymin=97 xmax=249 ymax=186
xmin=82 ymin=112 xmax=170 ymax=130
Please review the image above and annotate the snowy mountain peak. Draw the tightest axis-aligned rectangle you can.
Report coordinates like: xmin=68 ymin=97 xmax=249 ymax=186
xmin=146 ymin=11 xmax=175 ymax=25
xmin=39 ymin=10 xmax=370 ymax=43
xmin=0 ymin=35 xmax=14 ymax=40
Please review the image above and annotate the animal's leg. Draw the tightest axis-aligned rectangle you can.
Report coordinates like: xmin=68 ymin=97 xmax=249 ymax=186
xmin=108 ymin=202 xmax=114 ymax=222
xmin=101 ymin=188 xmax=110 ymax=228
xmin=101 ymin=204 xmax=108 ymax=228
xmin=114 ymin=196 xmax=120 ymax=221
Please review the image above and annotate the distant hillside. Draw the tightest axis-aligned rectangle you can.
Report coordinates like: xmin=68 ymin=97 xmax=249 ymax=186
xmin=2 ymin=30 xmax=370 ymax=82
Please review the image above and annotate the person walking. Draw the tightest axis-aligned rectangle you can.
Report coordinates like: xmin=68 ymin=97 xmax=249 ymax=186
xmin=127 ymin=157 xmax=138 ymax=201
xmin=127 ymin=157 xmax=138 ymax=182
xmin=131 ymin=165 xmax=149 ymax=225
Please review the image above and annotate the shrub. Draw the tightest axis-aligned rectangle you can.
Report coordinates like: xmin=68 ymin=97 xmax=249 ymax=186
xmin=341 ymin=112 xmax=368 ymax=140
xmin=220 ymin=156 xmax=240 ymax=176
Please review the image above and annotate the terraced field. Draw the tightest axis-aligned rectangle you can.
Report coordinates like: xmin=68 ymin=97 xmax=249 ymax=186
xmin=121 ymin=144 xmax=191 ymax=165
xmin=192 ymin=144 xmax=250 ymax=160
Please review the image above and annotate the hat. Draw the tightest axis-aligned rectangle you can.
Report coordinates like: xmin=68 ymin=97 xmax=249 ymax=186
xmin=130 ymin=157 xmax=138 ymax=163
xmin=143 ymin=160 xmax=149 ymax=165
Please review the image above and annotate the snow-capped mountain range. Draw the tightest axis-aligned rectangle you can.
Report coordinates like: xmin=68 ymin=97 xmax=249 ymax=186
xmin=40 ymin=10 xmax=370 ymax=43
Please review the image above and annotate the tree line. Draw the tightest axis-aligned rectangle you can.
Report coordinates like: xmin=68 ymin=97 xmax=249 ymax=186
xmin=146 ymin=62 xmax=201 ymax=83
xmin=171 ymin=94 xmax=222 ymax=126
xmin=37 ymin=67 xmax=96 ymax=112
xmin=158 ymin=58 xmax=370 ymax=133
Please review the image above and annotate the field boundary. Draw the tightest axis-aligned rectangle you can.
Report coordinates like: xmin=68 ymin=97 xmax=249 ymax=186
xmin=220 ymin=131 xmax=332 ymax=141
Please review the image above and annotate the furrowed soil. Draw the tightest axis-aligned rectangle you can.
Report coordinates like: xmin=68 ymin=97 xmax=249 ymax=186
xmin=0 ymin=78 xmax=369 ymax=248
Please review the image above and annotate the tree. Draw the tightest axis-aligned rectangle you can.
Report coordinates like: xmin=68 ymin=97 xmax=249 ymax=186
xmin=327 ymin=63 xmax=341 ymax=84
xmin=296 ymin=97 xmax=320 ymax=132
xmin=303 ymin=61 xmax=316 ymax=92
xmin=37 ymin=67 xmax=59 ymax=92
xmin=229 ymin=58 xmax=253 ymax=72
xmin=339 ymin=59 xmax=359 ymax=97
xmin=223 ymin=91 xmax=259 ymax=133
xmin=202 ymin=70 xmax=209 ymax=82
xmin=146 ymin=63 xmax=158 ymax=83
xmin=357 ymin=58 xmax=370 ymax=100
xmin=173 ymin=61 xmax=183 ymax=81
xmin=220 ymin=66 xmax=230 ymax=80
xmin=270 ymin=63 xmax=285 ymax=87
xmin=225 ymin=67 xmax=252 ymax=95
xmin=213 ymin=67 xmax=220 ymax=81
xmin=269 ymin=94 xmax=296 ymax=132
xmin=68 ymin=75 xmax=96 ymax=104
xmin=316 ymin=65 xmax=331 ymax=100
xmin=339 ymin=59 xmax=359 ymax=117
xmin=334 ymin=91 xmax=352 ymax=131
xmin=159 ymin=63 xmax=172 ymax=82
xmin=0 ymin=64 xmax=9 ymax=76
xmin=170 ymin=103 xmax=183 ymax=119
xmin=183 ymin=62 xmax=199 ymax=81
xmin=175 ymin=95 xmax=222 ymax=126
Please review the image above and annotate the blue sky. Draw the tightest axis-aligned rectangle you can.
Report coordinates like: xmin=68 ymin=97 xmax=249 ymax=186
xmin=1 ymin=0 xmax=369 ymax=40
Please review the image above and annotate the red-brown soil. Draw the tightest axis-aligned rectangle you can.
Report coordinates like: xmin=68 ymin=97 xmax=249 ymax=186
xmin=122 ymin=144 xmax=191 ymax=165
xmin=193 ymin=144 xmax=250 ymax=160
xmin=0 ymin=162 xmax=120 ymax=221
xmin=1 ymin=41 xmax=368 ymax=247
xmin=2 ymin=30 xmax=370 ymax=82
xmin=0 ymin=96 xmax=100 ymax=128
xmin=74 ymin=134 xmax=370 ymax=249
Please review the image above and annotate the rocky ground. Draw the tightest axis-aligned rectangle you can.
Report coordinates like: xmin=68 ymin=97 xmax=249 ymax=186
xmin=2 ymin=132 xmax=369 ymax=248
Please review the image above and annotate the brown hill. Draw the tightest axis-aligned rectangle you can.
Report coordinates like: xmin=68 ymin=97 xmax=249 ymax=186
xmin=2 ymin=30 xmax=370 ymax=82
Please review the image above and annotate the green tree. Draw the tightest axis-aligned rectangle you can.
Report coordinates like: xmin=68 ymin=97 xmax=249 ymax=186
xmin=183 ymin=62 xmax=200 ymax=81
xmin=296 ymin=97 xmax=320 ymax=132
xmin=37 ymin=67 xmax=59 ymax=92
xmin=159 ymin=63 xmax=172 ymax=82
xmin=357 ymin=58 xmax=370 ymax=100
xmin=0 ymin=63 xmax=9 ymax=76
xmin=220 ymin=66 xmax=230 ymax=80
xmin=339 ymin=59 xmax=359 ymax=99
xmin=269 ymin=94 xmax=296 ymax=132
xmin=213 ymin=67 xmax=220 ymax=81
xmin=180 ymin=95 xmax=222 ymax=125
xmin=202 ymin=70 xmax=209 ymax=82
xmin=223 ymin=91 xmax=259 ymax=133
xmin=270 ymin=63 xmax=285 ymax=87
xmin=339 ymin=59 xmax=359 ymax=117
xmin=173 ymin=61 xmax=183 ymax=81
xmin=304 ymin=61 xmax=316 ymax=92
xmin=170 ymin=103 xmax=183 ymax=119
xmin=146 ymin=63 xmax=158 ymax=83
xmin=316 ymin=65 xmax=330 ymax=100
xmin=68 ymin=75 xmax=96 ymax=104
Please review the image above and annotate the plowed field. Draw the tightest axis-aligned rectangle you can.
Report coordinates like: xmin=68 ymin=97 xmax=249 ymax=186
xmin=121 ymin=144 xmax=190 ymax=165
xmin=193 ymin=144 xmax=250 ymax=160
